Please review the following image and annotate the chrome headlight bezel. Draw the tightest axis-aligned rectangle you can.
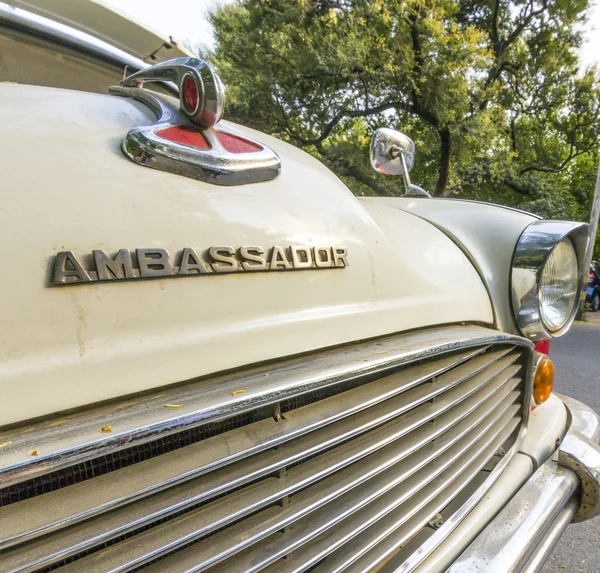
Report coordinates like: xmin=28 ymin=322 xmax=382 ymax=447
xmin=511 ymin=220 xmax=590 ymax=341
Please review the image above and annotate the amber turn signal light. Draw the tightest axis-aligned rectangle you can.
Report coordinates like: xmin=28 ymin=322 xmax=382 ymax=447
xmin=533 ymin=354 xmax=555 ymax=404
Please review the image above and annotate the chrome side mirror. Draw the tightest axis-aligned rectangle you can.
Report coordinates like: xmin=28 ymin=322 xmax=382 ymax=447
xmin=370 ymin=128 xmax=415 ymax=176
xmin=370 ymin=128 xmax=430 ymax=197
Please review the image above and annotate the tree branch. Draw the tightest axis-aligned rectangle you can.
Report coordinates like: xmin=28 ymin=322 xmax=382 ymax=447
xmin=490 ymin=0 xmax=502 ymax=57
xmin=481 ymin=0 xmax=547 ymax=109
xmin=519 ymin=137 xmax=599 ymax=174
xmin=504 ymin=0 xmax=547 ymax=47
xmin=407 ymin=7 xmax=440 ymax=128
xmin=503 ymin=177 xmax=536 ymax=197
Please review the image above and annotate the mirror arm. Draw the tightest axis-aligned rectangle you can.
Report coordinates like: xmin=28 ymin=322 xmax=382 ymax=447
xmin=399 ymin=150 xmax=412 ymax=194
xmin=390 ymin=144 xmax=412 ymax=194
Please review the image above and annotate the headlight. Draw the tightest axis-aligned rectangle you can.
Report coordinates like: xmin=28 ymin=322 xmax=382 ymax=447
xmin=539 ymin=239 xmax=579 ymax=332
xmin=512 ymin=221 xmax=589 ymax=340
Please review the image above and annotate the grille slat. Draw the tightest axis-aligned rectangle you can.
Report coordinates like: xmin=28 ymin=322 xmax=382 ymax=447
xmin=314 ymin=428 xmax=519 ymax=573
xmin=148 ymin=404 xmax=521 ymax=573
xmin=0 ymin=328 xmax=531 ymax=573
xmin=272 ymin=397 xmax=522 ymax=573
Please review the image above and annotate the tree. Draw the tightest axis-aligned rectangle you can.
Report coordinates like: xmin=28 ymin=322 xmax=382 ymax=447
xmin=208 ymin=0 xmax=600 ymax=213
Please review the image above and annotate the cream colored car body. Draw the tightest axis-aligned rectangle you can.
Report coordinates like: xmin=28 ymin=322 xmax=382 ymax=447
xmin=0 ymin=4 xmax=596 ymax=573
xmin=0 ymin=82 xmax=493 ymax=425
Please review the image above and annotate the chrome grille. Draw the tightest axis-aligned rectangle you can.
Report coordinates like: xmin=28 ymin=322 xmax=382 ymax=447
xmin=0 ymin=326 xmax=531 ymax=573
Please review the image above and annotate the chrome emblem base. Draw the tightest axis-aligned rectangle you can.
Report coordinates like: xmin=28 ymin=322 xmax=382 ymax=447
xmin=52 ymin=246 xmax=349 ymax=285
xmin=110 ymin=58 xmax=280 ymax=186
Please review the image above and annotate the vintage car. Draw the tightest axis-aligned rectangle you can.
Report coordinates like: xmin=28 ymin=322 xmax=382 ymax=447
xmin=1 ymin=2 xmax=599 ymax=573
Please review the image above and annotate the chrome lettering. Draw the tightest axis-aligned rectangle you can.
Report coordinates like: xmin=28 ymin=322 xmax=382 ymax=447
xmin=314 ymin=246 xmax=333 ymax=268
xmin=93 ymin=249 xmax=135 ymax=280
xmin=270 ymin=246 xmax=292 ymax=270
xmin=179 ymin=248 xmax=210 ymax=275
xmin=54 ymin=251 xmax=92 ymax=284
xmin=210 ymin=246 xmax=238 ymax=272
xmin=137 ymin=248 xmax=172 ymax=277
xmin=332 ymin=247 xmax=349 ymax=268
xmin=291 ymin=246 xmax=312 ymax=269
xmin=51 ymin=244 xmax=348 ymax=286
xmin=240 ymin=246 xmax=266 ymax=271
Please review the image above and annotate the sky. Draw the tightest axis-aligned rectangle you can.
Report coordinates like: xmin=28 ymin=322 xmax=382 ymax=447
xmin=101 ymin=0 xmax=223 ymax=52
xmin=581 ymin=2 xmax=600 ymax=68
xmin=102 ymin=0 xmax=600 ymax=66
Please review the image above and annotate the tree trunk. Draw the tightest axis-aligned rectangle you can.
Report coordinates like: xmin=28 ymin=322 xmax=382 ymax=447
xmin=434 ymin=127 xmax=451 ymax=197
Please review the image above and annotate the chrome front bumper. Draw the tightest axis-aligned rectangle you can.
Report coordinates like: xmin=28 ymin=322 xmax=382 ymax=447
xmin=449 ymin=394 xmax=600 ymax=572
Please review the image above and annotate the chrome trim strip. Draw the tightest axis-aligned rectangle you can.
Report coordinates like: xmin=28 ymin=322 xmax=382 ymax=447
xmin=511 ymin=220 xmax=590 ymax=341
xmin=0 ymin=2 xmax=146 ymax=74
xmin=0 ymin=326 xmax=532 ymax=490
xmin=446 ymin=394 xmax=600 ymax=572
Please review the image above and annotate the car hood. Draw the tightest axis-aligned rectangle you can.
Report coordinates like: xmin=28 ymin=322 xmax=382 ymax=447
xmin=0 ymin=83 xmax=493 ymax=425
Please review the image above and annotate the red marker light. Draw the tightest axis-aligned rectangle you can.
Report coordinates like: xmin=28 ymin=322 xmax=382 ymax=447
xmin=182 ymin=76 xmax=199 ymax=114
xmin=534 ymin=340 xmax=551 ymax=356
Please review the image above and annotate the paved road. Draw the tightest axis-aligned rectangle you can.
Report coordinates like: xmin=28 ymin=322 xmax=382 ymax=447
xmin=542 ymin=320 xmax=600 ymax=573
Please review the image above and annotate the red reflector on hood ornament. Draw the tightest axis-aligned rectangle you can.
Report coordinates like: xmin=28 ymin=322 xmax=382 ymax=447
xmin=182 ymin=75 xmax=199 ymax=114
xmin=110 ymin=57 xmax=280 ymax=185
xmin=156 ymin=126 xmax=211 ymax=150
xmin=214 ymin=131 xmax=263 ymax=154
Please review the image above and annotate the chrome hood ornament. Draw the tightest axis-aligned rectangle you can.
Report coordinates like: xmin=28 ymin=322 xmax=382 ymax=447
xmin=110 ymin=58 xmax=280 ymax=186
xmin=119 ymin=57 xmax=225 ymax=128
